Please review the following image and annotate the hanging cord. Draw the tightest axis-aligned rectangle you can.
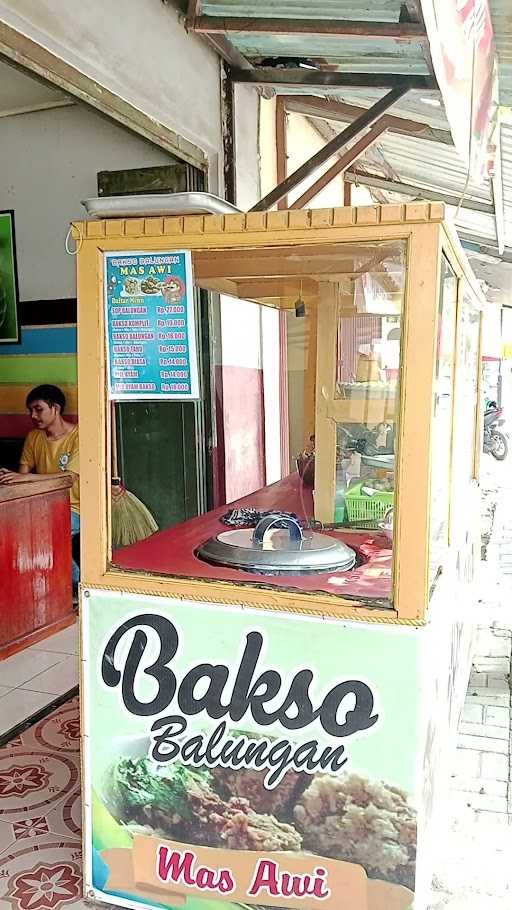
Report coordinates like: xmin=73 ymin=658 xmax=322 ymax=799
xmin=111 ymin=401 xmax=122 ymax=487
xmin=455 ymin=7 xmax=479 ymax=222
xmin=65 ymin=223 xmax=83 ymax=255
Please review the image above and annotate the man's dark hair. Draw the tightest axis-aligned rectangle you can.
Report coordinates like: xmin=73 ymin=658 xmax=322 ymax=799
xmin=26 ymin=384 xmax=66 ymax=414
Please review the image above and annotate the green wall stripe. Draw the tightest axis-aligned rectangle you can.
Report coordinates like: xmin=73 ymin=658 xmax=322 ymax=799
xmin=0 ymin=355 xmax=77 ymax=384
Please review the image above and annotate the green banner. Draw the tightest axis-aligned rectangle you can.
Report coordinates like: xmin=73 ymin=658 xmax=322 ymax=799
xmin=0 ymin=210 xmax=19 ymax=344
xmin=83 ymin=590 xmax=421 ymax=910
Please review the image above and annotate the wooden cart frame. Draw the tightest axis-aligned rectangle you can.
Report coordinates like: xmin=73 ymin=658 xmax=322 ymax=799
xmin=73 ymin=202 xmax=484 ymax=625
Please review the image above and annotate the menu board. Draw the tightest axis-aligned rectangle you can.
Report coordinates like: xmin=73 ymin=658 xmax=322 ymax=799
xmin=104 ymin=250 xmax=199 ymax=400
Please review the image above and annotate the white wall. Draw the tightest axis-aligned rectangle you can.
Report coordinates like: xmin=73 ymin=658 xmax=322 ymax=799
xmin=287 ymin=115 xmax=345 ymax=208
xmin=234 ymin=84 xmax=261 ymax=211
xmin=259 ymin=97 xmax=277 ymax=198
xmin=0 ymin=103 xmax=175 ymax=300
xmin=221 ymin=297 xmax=262 ymax=368
xmin=258 ymin=99 xmax=375 ymax=466
xmin=261 ymin=307 xmax=282 ymax=484
xmin=0 ymin=0 xmax=222 ymax=184
xmin=482 ymin=302 xmax=502 ymax=360
xmin=259 ymin=97 xmax=375 ymax=209
xmin=223 ymin=85 xmax=282 ymax=487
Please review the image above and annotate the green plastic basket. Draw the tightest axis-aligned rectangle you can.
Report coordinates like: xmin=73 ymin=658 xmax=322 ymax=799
xmin=345 ymin=482 xmax=394 ymax=528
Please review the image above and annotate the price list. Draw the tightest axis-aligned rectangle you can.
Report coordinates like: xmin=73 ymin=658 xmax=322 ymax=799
xmin=104 ymin=251 xmax=199 ymax=401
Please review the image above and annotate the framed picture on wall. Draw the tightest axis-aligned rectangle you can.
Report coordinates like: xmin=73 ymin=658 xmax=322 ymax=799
xmin=0 ymin=210 xmax=20 ymax=344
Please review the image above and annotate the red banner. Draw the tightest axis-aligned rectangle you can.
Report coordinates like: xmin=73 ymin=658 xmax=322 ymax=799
xmin=421 ymin=0 xmax=499 ymax=179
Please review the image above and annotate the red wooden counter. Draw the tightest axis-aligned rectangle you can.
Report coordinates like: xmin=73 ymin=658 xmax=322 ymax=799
xmin=0 ymin=475 xmax=74 ymax=659
xmin=113 ymin=474 xmax=392 ymax=604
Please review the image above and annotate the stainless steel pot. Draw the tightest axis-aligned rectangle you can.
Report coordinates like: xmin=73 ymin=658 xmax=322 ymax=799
xmin=197 ymin=513 xmax=356 ymax=576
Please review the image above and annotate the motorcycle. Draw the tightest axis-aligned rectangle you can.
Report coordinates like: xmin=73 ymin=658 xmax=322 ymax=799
xmin=483 ymin=401 xmax=508 ymax=461
xmin=337 ymin=423 xmax=394 ymax=459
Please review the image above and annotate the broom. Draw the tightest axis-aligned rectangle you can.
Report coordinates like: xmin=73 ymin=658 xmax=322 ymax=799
xmin=111 ymin=402 xmax=159 ymax=547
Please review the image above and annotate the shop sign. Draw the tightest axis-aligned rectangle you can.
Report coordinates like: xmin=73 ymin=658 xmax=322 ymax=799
xmin=83 ymin=589 xmax=422 ymax=910
xmin=421 ymin=0 xmax=498 ymax=180
xmin=104 ymin=250 xmax=199 ymax=400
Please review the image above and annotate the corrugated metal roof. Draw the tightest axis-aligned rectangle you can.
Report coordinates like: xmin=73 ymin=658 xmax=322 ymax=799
xmin=323 ymin=88 xmax=450 ymax=129
xmin=501 ymin=119 xmax=512 ymax=243
xmin=199 ymin=0 xmax=512 ymax=108
xmin=199 ymin=0 xmax=431 ymax=76
xmin=277 ymin=87 xmax=451 ymax=130
xmin=198 ymin=0 xmax=512 ymax=275
xmin=380 ymin=127 xmax=512 ymax=249
xmin=353 ymin=122 xmax=512 ymax=294
xmin=311 ymin=112 xmax=512 ymax=252
xmin=202 ymin=0 xmax=405 ymax=21
xmin=226 ymin=33 xmax=429 ymax=74
xmin=489 ymin=0 xmax=512 ymax=106
xmin=376 ymin=132 xmax=492 ymax=204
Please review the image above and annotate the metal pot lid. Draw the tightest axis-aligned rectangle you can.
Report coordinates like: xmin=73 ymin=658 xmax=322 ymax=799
xmin=197 ymin=513 xmax=356 ymax=575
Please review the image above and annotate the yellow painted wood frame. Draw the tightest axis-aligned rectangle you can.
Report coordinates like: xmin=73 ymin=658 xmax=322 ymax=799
xmin=423 ymin=227 xmax=484 ymax=607
xmin=74 ymin=202 xmax=484 ymax=626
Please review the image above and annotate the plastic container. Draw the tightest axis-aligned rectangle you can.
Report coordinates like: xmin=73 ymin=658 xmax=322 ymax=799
xmin=345 ymin=482 xmax=394 ymax=528
xmin=334 ymin=488 xmax=346 ymax=523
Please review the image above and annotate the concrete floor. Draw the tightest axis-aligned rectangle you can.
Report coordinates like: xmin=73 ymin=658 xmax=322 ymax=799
xmin=428 ymin=457 xmax=512 ymax=909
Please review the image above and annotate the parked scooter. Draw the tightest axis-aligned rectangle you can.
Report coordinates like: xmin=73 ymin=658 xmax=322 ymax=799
xmin=483 ymin=401 xmax=508 ymax=461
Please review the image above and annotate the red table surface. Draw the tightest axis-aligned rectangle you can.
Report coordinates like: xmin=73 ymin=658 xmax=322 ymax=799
xmin=113 ymin=474 xmax=392 ymax=602
xmin=0 ymin=489 xmax=73 ymax=657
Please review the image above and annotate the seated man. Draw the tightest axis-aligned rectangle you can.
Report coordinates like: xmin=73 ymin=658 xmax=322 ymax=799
xmin=0 ymin=384 xmax=80 ymax=599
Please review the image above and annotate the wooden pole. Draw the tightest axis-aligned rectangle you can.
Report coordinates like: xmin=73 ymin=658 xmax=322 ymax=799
xmin=276 ymin=97 xmax=288 ymax=211
xmin=251 ymin=86 xmax=407 ymax=211
xmin=276 ymin=96 xmax=290 ymax=477
xmin=191 ymin=17 xmax=427 ymax=40
xmin=290 ymin=119 xmax=389 ymax=209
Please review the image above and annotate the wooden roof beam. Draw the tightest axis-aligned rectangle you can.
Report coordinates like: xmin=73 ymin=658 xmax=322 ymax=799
xmin=201 ymin=32 xmax=253 ymax=70
xmin=190 ymin=16 xmax=427 ymax=40
xmin=195 ymin=257 xmax=403 ymax=282
xmin=233 ymin=69 xmax=435 ymax=90
xmin=459 ymin=236 xmax=512 ymax=265
xmin=344 ymin=170 xmax=494 ymax=214
xmin=186 ymin=0 xmax=202 ymax=29
xmin=185 ymin=1 xmax=253 ymax=70
xmin=401 ymin=0 xmax=423 ymax=18
xmin=276 ymin=97 xmax=288 ymax=210
xmin=282 ymin=95 xmax=451 ymax=146
xmin=251 ymin=85 xmax=409 ymax=211
xmin=291 ymin=119 xmax=390 ymax=209
xmin=491 ymin=126 xmax=506 ymax=256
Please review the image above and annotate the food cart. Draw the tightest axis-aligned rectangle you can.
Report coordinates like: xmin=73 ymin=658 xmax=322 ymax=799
xmin=74 ymin=202 xmax=484 ymax=910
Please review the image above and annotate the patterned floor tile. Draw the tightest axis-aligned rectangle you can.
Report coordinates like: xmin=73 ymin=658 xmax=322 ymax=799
xmin=0 ymin=751 xmax=78 ymax=825
xmin=5 ymin=736 xmax=25 ymax=752
xmin=0 ymin=814 xmax=80 ymax=861
xmin=0 ymin=698 xmax=85 ymax=906
xmin=0 ymin=840 xmax=87 ymax=909
xmin=0 ymin=786 xmax=82 ymax=854
xmin=20 ymin=700 xmax=80 ymax=755
xmin=45 ymin=789 xmax=81 ymax=840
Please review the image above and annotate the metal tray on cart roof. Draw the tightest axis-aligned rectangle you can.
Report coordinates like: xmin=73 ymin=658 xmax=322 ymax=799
xmin=81 ymin=192 xmax=241 ymax=219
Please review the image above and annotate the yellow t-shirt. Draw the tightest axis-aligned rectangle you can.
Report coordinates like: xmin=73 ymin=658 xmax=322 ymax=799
xmin=20 ymin=426 xmax=80 ymax=514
